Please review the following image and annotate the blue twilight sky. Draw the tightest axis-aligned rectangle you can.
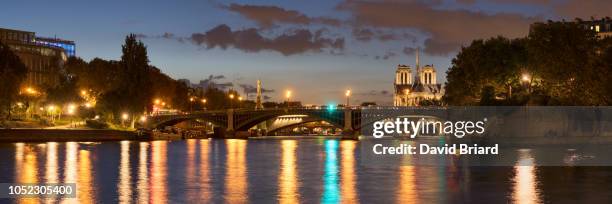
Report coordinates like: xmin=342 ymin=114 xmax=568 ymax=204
xmin=1 ymin=0 xmax=608 ymax=105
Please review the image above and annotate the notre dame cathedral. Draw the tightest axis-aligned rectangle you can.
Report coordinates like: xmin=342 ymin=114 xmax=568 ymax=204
xmin=393 ymin=49 xmax=444 ymax=106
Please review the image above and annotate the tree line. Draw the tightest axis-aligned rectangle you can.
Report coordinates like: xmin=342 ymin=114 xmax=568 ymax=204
xmin=0 ymin=34 xmax=252 ymax=125
xmin=444 ymin=19 xmax=612 ymax=106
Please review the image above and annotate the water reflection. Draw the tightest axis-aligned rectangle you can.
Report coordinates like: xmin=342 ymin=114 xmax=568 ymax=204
xmin=341 ymin=141 xmax=358 ymax=203
xmin=225 ymin=139 xmax=248 ymax=203
xmin=185 ymin=140 xmax=197 ymax=200
xmin=199 ymin=139 xmax=212 ymax=202
xmin=77 ymin=149 xmax=94 ymax=203
xmin=279 ymin=140 xmax=299 ymax=204
xmin=45 ymin=142 xmax=59 ymax=184
xmin=396 ymin=160 xmax=417 ymax=204
xmin=137 ymin=142 xmax=149 ymax=204
xmin=15 ymin=143 xmax=39 ymax=204
xmin=322 ymin=140 xmax=340 ymax=203
xmin=512 ymin=150 xmax=541 ymax=204
xmin=151 ymin=140 xmax=168 ymax=204
xmin=3 ymin=139 xmax=609 ymax=203
xmin=118 ymin=141 xmax=132 ymax=204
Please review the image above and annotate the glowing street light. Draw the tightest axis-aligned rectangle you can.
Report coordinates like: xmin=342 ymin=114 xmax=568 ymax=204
xmin=229 ymin=94 xmax=235 ymax=99
xmin=521 ymin=73 xmax=531 ymax=83
xmin=121 ymin=113 xmax=129 ymax=127
xmin=154 ymin=99 xmax=161 ymax=105
xmin=238 ymin=96 xmax=243 ymax=101
xmin=140 ymin=116 xmax=147 ymax=123
xmin=190 ymin=97 xmax=195 ymax=102
xmin=345 ymin=89 xmax=351 ymax=107
xmin=201 ymin=99 xmax=207 ymax=103
xmin=285 ymin=90 xmax=292 ymax=100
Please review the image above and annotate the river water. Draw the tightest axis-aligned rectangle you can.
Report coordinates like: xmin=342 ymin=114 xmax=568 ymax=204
xmin=1 ymin=138 xmax=612 ymax=203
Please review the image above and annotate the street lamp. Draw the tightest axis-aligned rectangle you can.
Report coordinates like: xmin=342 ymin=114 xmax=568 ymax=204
xmin=521 ymin=73 xmax=531 ymax=83
xmin=48 ymin=105 xmax=56 ymax=121
xmin=121 ymin=113 xmax=129 ymax=127
xmin=189 ymin=97 xmax=195 ymax=112
xmin=521 ymin=73 xmax=532 ymax=94
xmin=345 ymin=89 xmax=351 ymax=107
xmin=285 ymin=90 xmax=292 ymax=108
xmin=229 ymin=93 xmax=235 ymax=109
xmin=67 ymin=105 xmax=76 ymax=128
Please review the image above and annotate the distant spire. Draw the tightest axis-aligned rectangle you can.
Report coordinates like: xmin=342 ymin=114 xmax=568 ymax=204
xmin=416 ymin=47 xmax=420 ymax=69
xmin=415 ymin=47 xmax=421 ymax=84
xmin=256 ymin=79 xmax=263 ymax=110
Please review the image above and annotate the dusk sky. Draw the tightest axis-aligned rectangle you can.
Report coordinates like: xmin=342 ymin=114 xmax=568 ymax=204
xmin=2 ymin=0 xmax=609 ymax=105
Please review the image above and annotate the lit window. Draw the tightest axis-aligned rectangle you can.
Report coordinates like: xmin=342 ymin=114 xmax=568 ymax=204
xmin=595 ymin=25 xmax=600 ymax=32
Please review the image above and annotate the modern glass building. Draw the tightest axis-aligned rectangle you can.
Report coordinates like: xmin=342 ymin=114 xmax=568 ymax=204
xmin=0 ymin=27 xmax=75 ymax=88
xmin=35 ymin=37 xmax=76 ymax=57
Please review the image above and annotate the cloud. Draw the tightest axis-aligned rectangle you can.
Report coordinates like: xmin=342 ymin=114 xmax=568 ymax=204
xmin=224 ymin=3 xmax=341 ymax=28
xmin=402 ymin=46 xmax=416 ymax=55
xmin=135 ymin=32 xmax=186 ymax=42
xmin=458 ymin=0 xmax=552 ymax=5
xmin=554 ymin=0 xmax=612 ymax=19
xmin=195 ymin=75 xmax=233 ymax=89
xmin=352 ymin=28 xmax=416 ymax=42
xmin=190 ymin=24 xmax=345 ymax=55
xmin=238 ymin=83 xmax=275 ymax=95
xmin=375 ymin=51 xmax=396 ymax=60
xmin=338 ymin=0 xmax=536 ymax=55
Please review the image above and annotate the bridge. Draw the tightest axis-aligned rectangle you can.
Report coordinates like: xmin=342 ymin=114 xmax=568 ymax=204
xmin=145 ymin=107 xmax=451 ymax=138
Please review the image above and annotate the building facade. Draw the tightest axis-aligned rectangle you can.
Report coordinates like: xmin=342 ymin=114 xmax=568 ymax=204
xmin=0 ymin=27 xmax=74 ymax=88
xmin=393 ymin=49 xmax=443 ymax=106
xmin=580 ymin=18 xmax=612 ymax=38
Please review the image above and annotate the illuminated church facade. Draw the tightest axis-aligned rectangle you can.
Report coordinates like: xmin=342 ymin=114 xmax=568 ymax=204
xmin=393 ymin=49 xmax=444 ymax=106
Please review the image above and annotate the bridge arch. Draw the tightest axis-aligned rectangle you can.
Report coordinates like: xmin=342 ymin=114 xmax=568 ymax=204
xmin=234 ymin=111 xmax=344 ymax=131
xmin=146 ymin=111 xmax=229 ymax=130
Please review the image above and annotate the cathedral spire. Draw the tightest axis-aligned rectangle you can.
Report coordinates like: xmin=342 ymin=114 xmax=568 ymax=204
xmin=416 ymin=47 xmax=420 ymax=70
xmin=415 ymin=47 xmax=421 ymax=84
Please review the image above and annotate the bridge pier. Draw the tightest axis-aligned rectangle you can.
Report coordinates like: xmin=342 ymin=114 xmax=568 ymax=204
xmin=342 ymin=109 xmax=359 ymax=140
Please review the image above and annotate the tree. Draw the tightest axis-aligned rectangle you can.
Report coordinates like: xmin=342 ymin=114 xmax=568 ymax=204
xmin=46 ymin=75 xmax=82 ymax=107
xmin=100 ymin=34 xmax=153 ymax=127
xmin=527 ymin=20 xmax=601 ymax=105
xmin=444 ymin=36 xmax=526 ymax=105
xmin=0 ymin=41 xmax=28 ymax=119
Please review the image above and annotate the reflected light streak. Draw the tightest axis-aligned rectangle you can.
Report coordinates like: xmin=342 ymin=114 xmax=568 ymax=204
xmin=16 ymin=143 xmax=39 ymax=204
xmin=14 ymin=143 xmax=24 ymax=182
xmin=77 ymin=150 xmax=94 ymax=204
xmin=185 ymin=140 xmax=197 ymax=200
xmin=512 ymin=150 xmax=541 ymax=204
xmin=150 ymin=141 xmax=168 ymax=204
xmin=137 ymin=142 xmax=149 ymax=204
xmin=118 ymin=141 xmax=132 ymax=204
xmin=225 ymin=139 xmax=248 ymax=203
xmin=45 ymin=142 xmax=59 ymax=183
xmin=61 ymin=142 xmax=78 ymax=204
xmin=45 ymin=142 xmax=59 ymax=204
xmin=396 ymin=159 xmax=418 ymax=204
xmin=279 ymin=140 xmax=299 ymax=204
xmin=199 ymin=139 xmax=212 ymax=202
xmin=341 ymin=141 xmax=358 ymax=203
xmin=321 ymin=140 xmax=340 ymax=203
